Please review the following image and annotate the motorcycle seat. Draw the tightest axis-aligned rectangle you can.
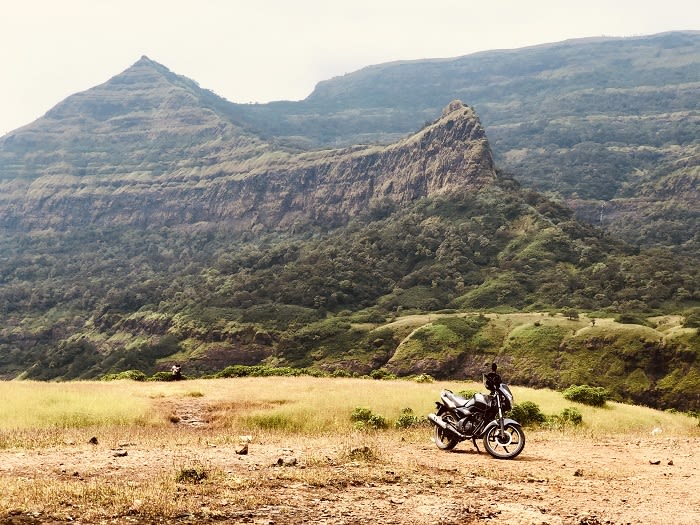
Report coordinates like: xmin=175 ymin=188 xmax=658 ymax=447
xmin=443 ymin=390 xmax=469 ymax=408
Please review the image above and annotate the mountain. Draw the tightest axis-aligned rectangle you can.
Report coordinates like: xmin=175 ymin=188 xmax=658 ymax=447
xmin=0 ymin=59 xmax=494 ymax=232
xmin=0 ymin=45 xmax=697 ymax=410
xmin=2 ymin=33 xmax=698 ymax=247
xmin=230 ymin=31 xmax=700 ymax=252
xmin=0 ymin=56 xmax=267 ymax=230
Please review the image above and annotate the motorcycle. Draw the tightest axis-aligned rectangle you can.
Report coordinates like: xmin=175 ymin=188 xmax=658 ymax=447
xmin=427 ymin=363 xmax=525 ymax=459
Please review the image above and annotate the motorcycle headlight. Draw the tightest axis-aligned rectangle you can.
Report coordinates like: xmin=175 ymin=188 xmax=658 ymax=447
xmin=499 ymin=386 xmax=514 ymax=409
xmin=502 ymin=396 xmax=512 ymax=412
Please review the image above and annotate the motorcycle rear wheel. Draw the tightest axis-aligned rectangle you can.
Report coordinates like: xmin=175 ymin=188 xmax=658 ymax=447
xmin=433 ymin=412 xmax=459 ymax=451
xmin=483 ymin=423 xmax=525 ymax=459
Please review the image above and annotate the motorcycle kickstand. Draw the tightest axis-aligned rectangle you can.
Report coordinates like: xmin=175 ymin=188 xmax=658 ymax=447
xmin=472 ymin=438 xmax=480 ymax=453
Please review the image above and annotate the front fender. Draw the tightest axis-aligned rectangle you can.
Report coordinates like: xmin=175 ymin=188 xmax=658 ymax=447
xmin=483 ymin=418 xmax=521 ymax=433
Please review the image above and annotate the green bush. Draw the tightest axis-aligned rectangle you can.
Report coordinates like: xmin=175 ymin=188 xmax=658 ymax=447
xmin=413 ymin=374 xmax=434 ymax=383
xmin=560 ymin=407 xmax=583 ymax=425
xmin=683 ymin=309 xmax=700 ymax=328
xmin=394 ymin=408 xmax=423 ymax=429
xmin=615 ymin=314 xmax=650 ymax=326
xmin=351 ymin=407 xmax=374 ymax=422
xmin=149 ymin=371 xmax=183 ymax=382
xmin=101 ymin=370 xmax=147 ymax=381
xmin=563 ymin=384 xmax=609 ymax=407
xmin=546 ymin=407 xmax=583 ymax=428
xmin=213 ymin=365 xmax=326 ymax=378
xmin=508 ymin=401 xmax=547 ymax=427
xmin=348 ymin=310 xmax=387 ymax=324
xmin=367 ymin=414 xmax=388 ymax=429
xmin=369 ymin=368 xmax=397 ymax=380
xmin=457 ymin=389 xmax=477 ymax=399
xmin=350 ymin=406 xmax=388 ymax=430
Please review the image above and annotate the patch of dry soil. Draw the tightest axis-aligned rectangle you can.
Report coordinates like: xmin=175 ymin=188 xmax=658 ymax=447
xmin=1 ymin=427 xmax=697 ymax=525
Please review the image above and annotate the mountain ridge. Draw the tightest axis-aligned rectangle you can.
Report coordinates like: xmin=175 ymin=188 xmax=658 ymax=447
xmin=225 ymin=31 xmax=699 ymax=252
xmin=0 ymin=54 xmax=497 ymax=232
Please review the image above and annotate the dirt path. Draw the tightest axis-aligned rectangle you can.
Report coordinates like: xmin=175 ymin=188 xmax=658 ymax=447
xmin=1 ymin=428 xmax=697 ymax=524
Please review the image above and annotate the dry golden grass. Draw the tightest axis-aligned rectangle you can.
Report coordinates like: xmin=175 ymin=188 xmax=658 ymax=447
xmin=1 ymin=376 xmax=698 ymax=523
xmin=2 ymin=376 xmax=698 ymax=441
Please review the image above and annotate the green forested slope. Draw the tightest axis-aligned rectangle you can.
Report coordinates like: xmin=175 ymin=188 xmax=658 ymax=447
xmin=1 ymin=182 xmax=697 ymax=409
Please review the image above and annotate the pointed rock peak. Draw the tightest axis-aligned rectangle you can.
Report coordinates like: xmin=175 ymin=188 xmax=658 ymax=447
xmin=439 ymin=100 xmax=482 ymax=125
xmin=412 ymin=100 xmax=487 ymax=144
xmin=393 ymin=99 xmax=495 ymax=188
xmin=100 ymin=55 xmax=202 ymax=95
xmin=130 ymin=55 xmax=171 ymax=73
xmin=38 ymin=54 xmax=210 ymax=124
xmin=120 ymin=55 xmax=174 ymax=79
xmin=442 ymin=99 xmax=469 ymax=117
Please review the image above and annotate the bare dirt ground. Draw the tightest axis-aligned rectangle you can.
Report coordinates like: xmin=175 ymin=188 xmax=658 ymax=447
xmin=1 ymin=400 xmax=698 ymax=524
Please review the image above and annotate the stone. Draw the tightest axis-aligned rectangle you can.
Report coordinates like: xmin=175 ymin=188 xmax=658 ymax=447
xmin=276 ymin=456 xmax=298 ymax=467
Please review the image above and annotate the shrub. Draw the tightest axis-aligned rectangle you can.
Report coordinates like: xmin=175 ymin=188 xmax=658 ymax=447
xmin=683 ymin=310 xmax=700 ymax=328
xmin=546 ymin=407 xmax=583 ymax=428
xmin=562 ymin=308 xmax=580 ymax=320
xmin=350 ymin=407 xmax=373 ymax=422
xmin=560 ymin=407 xmax=583 ymax=425
xmin=394 ymin=408 xmax=423 ymax=429
xmin=175 ymin=466 xmax=208 ymax=484
xmin=349 ymin=311 xmax=387 ymax=324
xmin=413 ymin=374 xmax=434 ymax=383
xmin=457 ymin=389 xmax=477 ymax=399
xmin=508 ymin=401 xmax=547 ymax=427
xmin=563 ymin=384 xmax=609 ymax=407
xmin=367 ymin=414 xmax=388 ymax=429
xmin=615 ymin=313 xmax=650 ymax=326
xmin=213 ymin=365 xmax=326 ymax=378
xmin=369 ymin=368 xmax=397 ymax=380
xmin=101 ymin=370 xmax=147 ymax=381
xmin=351 ymin=406 xmax=388 ymax=430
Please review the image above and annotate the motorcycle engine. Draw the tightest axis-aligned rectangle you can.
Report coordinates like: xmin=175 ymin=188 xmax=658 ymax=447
xmin=459 ymin=417 xmax=476 ymax=436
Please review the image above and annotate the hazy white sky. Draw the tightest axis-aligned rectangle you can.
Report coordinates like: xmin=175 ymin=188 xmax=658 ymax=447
xmin=1 ymin=0 xmax=698 ymax=135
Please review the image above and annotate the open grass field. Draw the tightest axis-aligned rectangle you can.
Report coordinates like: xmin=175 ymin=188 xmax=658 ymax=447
xmin=1 ymin=376 xmax=698 ymax=524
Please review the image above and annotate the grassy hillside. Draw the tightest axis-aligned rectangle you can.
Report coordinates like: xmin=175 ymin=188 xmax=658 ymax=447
xmin=1 ymin=188 xmax=698 ymax=410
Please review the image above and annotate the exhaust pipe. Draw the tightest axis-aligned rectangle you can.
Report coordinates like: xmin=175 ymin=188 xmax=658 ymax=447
xmin=427 ymin=413 xmax=466 ymax=439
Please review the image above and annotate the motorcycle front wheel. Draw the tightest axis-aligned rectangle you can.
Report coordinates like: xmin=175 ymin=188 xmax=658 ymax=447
xmin=483 ymin=423 xmax=525 ymax=459
xmin=433 ymin=411 xmax=459 ymax=451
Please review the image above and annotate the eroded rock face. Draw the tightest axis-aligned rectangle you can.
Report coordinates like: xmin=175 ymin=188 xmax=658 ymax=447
xmin=0 ymin=58 xmax=497 ymax=233
xmin=190 ymin=100 xmax=496 ymax=232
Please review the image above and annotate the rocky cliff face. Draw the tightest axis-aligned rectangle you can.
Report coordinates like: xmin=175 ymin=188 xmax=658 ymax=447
xmin=0 ymin=57 xmax=496 ymax=233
